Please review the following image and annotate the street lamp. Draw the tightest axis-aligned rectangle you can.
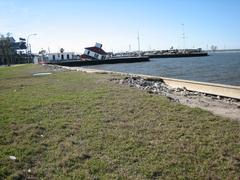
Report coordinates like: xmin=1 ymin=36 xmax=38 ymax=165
xmin=27 ymin=33 xmax=37 ymax=53
xmin=26 ymin=34 xmax=37 ymax=63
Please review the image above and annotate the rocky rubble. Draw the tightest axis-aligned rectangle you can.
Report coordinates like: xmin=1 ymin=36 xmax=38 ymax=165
xmin=111 ymin=76 xmax=239 ymax=104
xmin=42 ymin=64 xmax=70 ymax=72
xmin=111 ymin=76 xmax=180 ymax=102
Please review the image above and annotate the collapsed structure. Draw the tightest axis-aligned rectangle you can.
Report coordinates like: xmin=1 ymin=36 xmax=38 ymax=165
xmin=81 ymin=43 xmax=109 ymax=60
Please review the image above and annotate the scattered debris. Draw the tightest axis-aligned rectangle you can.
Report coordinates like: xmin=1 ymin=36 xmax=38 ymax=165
xmin=42 ymin=64 xmax=70 ymax=72
xmin=33 ymin=72 xmax=52 ymax=76
xmin=9 ymin=156 xmax=16 ymax=160
xmin=79 ymin=154 xmax=91 ymax=161
xmin=111 ymin=76 xmax=240 ymax=121
xmin=111 ymin=76 xmax=240 ymax=103
xmin=111 ymin=76 xmax=173 ymax=96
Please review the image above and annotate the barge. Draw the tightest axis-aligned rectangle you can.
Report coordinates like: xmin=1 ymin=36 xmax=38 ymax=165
xmin=48 ymin=56 xmax=149 ymax=67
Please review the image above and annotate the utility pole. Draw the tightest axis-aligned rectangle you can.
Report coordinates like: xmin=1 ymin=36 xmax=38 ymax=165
xmin=128 ymin=44 xmax=131 ymax=52
xmin=149 ymin=45 xmax=151 ymax=51
xmin=181 ymin=23 xmax=186 ymax=50
xmin=137 ymin=32 xmax=141 ymax=56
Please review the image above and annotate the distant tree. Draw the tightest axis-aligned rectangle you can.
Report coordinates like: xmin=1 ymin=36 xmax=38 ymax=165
xmin=60 ymin=48 xmax=64 ymax=53
xmin=38 ymin=49 xmax=47 ymax=63
xmin=0 ymin=34 xmax=12 ymax=66
xmin=38 ymin=49 xmax=47 ymax=55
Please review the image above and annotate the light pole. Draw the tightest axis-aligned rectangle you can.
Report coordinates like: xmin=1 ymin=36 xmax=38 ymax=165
xmin=26 ymin=33 xmax=37 ymax=63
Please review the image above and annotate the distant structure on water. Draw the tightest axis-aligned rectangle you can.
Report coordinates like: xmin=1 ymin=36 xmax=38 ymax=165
xmin=35 ymin=42 xmax=110 ymax=64
xmin=81 ymin=43 xmax=109 ymax=60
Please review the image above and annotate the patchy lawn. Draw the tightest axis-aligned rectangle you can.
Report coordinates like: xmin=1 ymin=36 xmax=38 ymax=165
xmin=0 ymin=64 xmax=239 ymax=179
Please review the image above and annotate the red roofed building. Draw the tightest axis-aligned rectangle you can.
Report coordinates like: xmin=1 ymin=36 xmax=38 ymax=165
xmin=83 ymin=43 xmax=109 ymax=60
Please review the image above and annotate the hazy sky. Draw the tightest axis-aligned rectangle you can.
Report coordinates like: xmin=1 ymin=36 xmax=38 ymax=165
xmin=1 ymin=0 xmax=240 ymax=53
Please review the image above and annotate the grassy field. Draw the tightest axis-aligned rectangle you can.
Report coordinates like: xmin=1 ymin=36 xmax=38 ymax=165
xmin=0 ymin=64 xmax=239 ymax=179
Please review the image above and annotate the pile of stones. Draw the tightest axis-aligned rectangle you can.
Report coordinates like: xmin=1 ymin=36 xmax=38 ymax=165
xmin=111 ymin=76 xmax=239 ymax=103
xmin=43 ymin=64 xmax=70 ymax=72
xmin=112 ymin=76 xmax=191 ymax=95
xmin=116 ymin=76 xmax=171 ymax=94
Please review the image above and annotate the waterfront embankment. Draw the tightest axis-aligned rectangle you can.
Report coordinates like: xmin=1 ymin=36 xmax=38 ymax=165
xmin=45 ymin=64 xmax=240 ymax=120
xmin=0 ymin=64 xmax=240 ymax=179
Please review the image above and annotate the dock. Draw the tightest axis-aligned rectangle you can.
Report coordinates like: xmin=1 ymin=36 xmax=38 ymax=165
xmin=48 ymin=56 xmax=149 ymax=67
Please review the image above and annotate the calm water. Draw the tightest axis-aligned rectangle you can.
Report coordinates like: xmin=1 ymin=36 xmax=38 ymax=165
xmin=85 ymin=52 xmax=240 ymax=86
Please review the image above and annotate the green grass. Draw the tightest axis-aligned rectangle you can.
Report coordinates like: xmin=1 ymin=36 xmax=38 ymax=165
xmin=0 ymin=64 xmax=239 ymax=179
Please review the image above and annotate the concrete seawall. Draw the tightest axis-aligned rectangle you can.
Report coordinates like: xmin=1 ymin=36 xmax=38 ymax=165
xmin=141 ymin=75 xmax=240 ymax=100
xmin=49 ymin=65 xmax=240 ymax=100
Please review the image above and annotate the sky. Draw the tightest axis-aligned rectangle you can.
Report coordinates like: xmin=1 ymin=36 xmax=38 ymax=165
xmin=1 ymin=0 xmax=240 ymax=53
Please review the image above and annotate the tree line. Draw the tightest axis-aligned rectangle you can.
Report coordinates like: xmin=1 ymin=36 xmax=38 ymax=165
xmin=0 ymin=33 xmax=29 ymax=66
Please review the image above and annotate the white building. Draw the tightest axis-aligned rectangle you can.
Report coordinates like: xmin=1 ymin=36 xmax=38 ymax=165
xmin=83 ymin=43 xmax=108 ymax=60
xmin=47 ymin=52 xmax=75 ymax=61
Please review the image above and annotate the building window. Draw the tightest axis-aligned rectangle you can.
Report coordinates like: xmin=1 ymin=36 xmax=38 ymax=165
xmin=87 ymin=50 xmax=90 ymax=55
xmin=94 ymin=53 xmax=99 ymax=59
xmin=67 ymin=54 xmax=69 ymax=59
xmin=53 ymin=55 xmax=55 ymax=60
xmin=61 ymin=54 xmax=64 ymax=60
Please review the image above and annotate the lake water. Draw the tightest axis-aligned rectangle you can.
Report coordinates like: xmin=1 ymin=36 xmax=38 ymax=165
xmin=85 ymin=52 xmax=240 ymax=86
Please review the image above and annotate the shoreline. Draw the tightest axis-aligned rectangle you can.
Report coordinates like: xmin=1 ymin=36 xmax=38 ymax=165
xmin=43 ymin=64 xmax=240 ymax=99
xmin=44 ymin=64 xmax=240 ymax=121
